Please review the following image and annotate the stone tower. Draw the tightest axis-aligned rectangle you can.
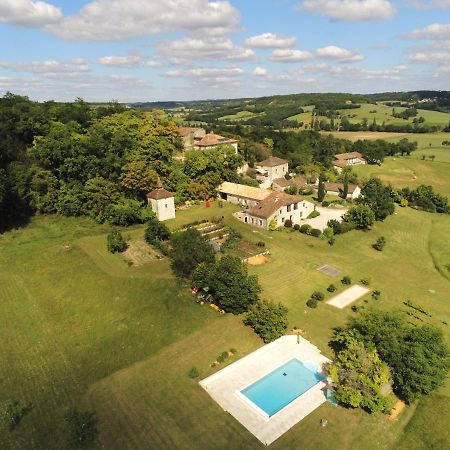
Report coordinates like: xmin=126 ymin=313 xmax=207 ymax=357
xmin=146 ymin=177 xmax=176 ymax=221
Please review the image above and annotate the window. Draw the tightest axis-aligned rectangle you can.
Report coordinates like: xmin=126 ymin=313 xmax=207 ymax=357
xmin=259 ymin=220 xmax=263 ymax=226
xmin=294 ymin=203 xmax=298 ymax=210
xmin=287 ymin=205 xmax=291 ymax=212
xmin=165 ymin=203 xmax=168 ymax=208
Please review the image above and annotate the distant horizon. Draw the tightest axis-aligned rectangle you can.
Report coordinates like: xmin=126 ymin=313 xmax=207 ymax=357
xmin=0 ymin=1 xmax=449 ymax=102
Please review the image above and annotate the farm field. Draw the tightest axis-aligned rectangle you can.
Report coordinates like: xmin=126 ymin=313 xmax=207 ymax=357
xmin=344 ymin=132 xmax=450 ymax=198
xmin=1 ymin=198 xmax=449 ymax=449
xmin=289 ymin=103 xmax=450 ymax=129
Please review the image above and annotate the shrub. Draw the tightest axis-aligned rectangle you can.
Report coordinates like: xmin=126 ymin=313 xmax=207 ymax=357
xmin=221 ymin=351 xmax=229 ymax=360
xmin=256 ymin=241 xmax=265 ymax=247
xmin=341 ymin=276 xmax=352 ymax=285
xmin=373 ymin=236 xmax=386 ymax=251
xmin=284 ymin=219 xmax=293 ymax=228
xmin=244 ymin=300 xmax=289 ymax=343
xmin=308 ymin=210 xmax=320 ymax=219
xmin=106 ymin=229 xmax=127 ymax=253
xmin=322 ymin=201 xmax=330 ymax=207
xmin=188 ymin=367 xmax=199 ymax=379
xmin=327 ymin=284 xmax=337 ymax=292
xmin=65 ymin=410 xmax=98 ymax=447
xmin=217 ymin=354 xmax=225 ymax=363
xmin=400 ymin=198 xmax=409 ymax=207
xmin=306 ymin=298 xmax=318 ymax=308
xmin=311 ymin=291 xmax=325 ymax=301
xmin=300 ymin=224 xmax=312 ymax=234
xmin=293 ymin=224 xmax=300 ymax=231
xmin=311 ymin=228 xmax=322 ymax=238
xmin=144 ymin=217 xmax=171 ymax=244
xmin=372 ymin=290 xmax=381 ymax=300
xmin=229 ymin=348 xmax=237 ymax=354
xmin=360 ymin=278 xmax=370 ymax=286
xmin=0 ymin=400 xmax=30 ymax=431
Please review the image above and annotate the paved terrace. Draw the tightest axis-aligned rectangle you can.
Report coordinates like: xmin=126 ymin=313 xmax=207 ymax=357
xmin=200 ymin=335 xmax=331 ymax=446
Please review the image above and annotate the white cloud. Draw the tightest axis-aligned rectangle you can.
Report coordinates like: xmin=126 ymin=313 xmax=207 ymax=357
xmin=97 ymin=55 xmax=143 ymax=68
xmin=252 ymin=67 xmax=268 ymax=76
xmin=329 ymin=64 xmax=407 ymax=79
xmin=296 ymin=0 xmax=396 ymax=21
xmin=0 ymin=59 xmax=89 ymax=77
xmin=316 ymin=45 xmax=364 ymax=62
xmin=46 ymin=0 xmax=240 ymax=41
xmin=408 ymin=23 xmax=450 ymax=40
xmin=0 ymin=0 xmax=62 ymax=27
xmin=166 ymin=66 xmax=244 ymax=78
xmin=410 ymin=51 xmax=450 ymax=63
xmin=245 ymin=33 xmax=296 ymax=49
xmin=409 ymin=1 xmax=450 ymax=9
xmin=268 ymin=49 xmax=313 ymax=62
xmin=156 ymin=37 xmax=256 ymax=64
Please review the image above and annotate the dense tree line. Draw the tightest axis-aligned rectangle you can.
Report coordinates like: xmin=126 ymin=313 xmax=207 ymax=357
xmin=0 ymin=94 xmax=244 ymax=232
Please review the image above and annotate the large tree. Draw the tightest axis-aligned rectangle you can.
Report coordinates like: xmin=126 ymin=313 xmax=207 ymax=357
xmin=346 ymin=204 xmax=375 ymax=230
xmin=328 ymin=329 xmax=394 ymax=413
xmin=211 ymin=255 xmax=261 ymax=314
xmin=351 ymin=311 xmax=450 ymax=403
xmin=358 ymin=178 xmax=395 ymax=220
xmin=170 ymin=228 xmax=215 ymax=278
xmin=244 ymin=300 xmax=288 ymax=342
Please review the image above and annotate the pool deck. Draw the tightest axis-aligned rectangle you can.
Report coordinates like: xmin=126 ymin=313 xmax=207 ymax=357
xmin=199 ymin=335 xmax=331 ymax=446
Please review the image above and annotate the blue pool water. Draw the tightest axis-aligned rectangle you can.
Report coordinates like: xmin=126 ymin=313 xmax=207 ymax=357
xmin=241 ymin=359 xmax=325 ymax=417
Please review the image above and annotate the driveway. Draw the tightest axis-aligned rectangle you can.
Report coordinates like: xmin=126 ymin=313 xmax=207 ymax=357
xmin=302 ymin=206 xmax=347 ymax=230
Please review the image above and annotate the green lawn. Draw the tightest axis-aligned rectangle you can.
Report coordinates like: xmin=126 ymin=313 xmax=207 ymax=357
xmin=351 ymin=133 xmax=450 ymax=198
xmin=0 ymin=200 xmax=449 ymax=449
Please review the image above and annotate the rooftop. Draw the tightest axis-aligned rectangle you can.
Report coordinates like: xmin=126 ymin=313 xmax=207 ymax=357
xmin=218 ymin=182 xmax=271 ymax=201
xmin=246 ymin=191 xmax=304 ymax=219
xmin=147 ymin=178 xmax=174 ymax=200
xmin=324 ymin=182 xmax=359 ymax=194
xmin=273 ymin=177 xmax=308 ymax=188
xmin=334 ymin=151 xmax=364 ymax=160
xmin=196 ymin=133 xmax=238 ymax=147
xmin=256 ymin=156 xmax=288 ymax=168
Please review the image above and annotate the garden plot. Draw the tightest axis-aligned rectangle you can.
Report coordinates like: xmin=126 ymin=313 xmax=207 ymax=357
xmin=317 ymin=264 xmax=342 ymax=277
xmin=121 ymin=238 xmax=163 ymax=266
xmin=326 ymin=285 xmax=371 ymax=309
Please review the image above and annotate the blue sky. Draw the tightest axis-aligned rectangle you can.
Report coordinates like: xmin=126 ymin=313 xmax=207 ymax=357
xmin=0 ymin=0 xmax=449 ymax=102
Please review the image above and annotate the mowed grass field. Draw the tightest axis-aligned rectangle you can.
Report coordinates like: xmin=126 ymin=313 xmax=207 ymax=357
xmin=1 ymin=199 xmax=449 ymax=448
xmin=349 ymin=132 xmax=450 ymax=198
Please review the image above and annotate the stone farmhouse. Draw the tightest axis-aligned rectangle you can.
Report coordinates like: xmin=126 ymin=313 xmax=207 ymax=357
xmin=218 ymin=182 xmax=314 ymax=230
xmin=333 ymin=152 xmax=366 ymax=172
xmin=179 ymin=127 xmax=238 ymax=153
xmin=322 ymin=182 xmax=361 ymax=200
xmin=147 ymin=178 xmax=176 ymax=221
xmin=254 ymin=156 xmax=289 ymax=189
xmin=242 ymin=192 xmax=314 ymax=229
xmin=218 ymin=182 xmax=271 ymax=207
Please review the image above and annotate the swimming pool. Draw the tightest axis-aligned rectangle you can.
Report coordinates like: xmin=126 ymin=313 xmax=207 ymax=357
xmin=241 ymin=359 xmax=325 ymax=417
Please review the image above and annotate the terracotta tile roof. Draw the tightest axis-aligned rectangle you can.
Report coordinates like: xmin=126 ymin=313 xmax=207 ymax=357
xmin=147 ymin=178 xmax=174 ymax=200
xmin=324 ymin=182 xmax=358 ymax=194
xmin=333 ymin=159 xmax=347 ymax=168
xmin=273 ymin=176 xmax=308 ymax=188
xmin=256 ymin=156 xmax=289 ymax=168
xmin=334 ymin=151 xmax=364 ymax=160
xmin=218 ymin=182 xmax=271 ymax=201
xmin=246 ymin=192 xmax=304 ymax=219
xmin=196 ymin=133 xmax=237 ymax=147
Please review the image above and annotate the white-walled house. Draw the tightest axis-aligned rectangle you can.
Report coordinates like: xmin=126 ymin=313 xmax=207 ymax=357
xmin=319 ymin=182 xmax=361 ymax=200
xmin=147 ymin=178 xmax=176 ymax=221
xmin=255 ymin=157 xmax=289 ymax=189
xmin=333 ymin=152 xmax=366 ymax=172
xmin=242 ymin=192 xmax=314 ymax=229
xmin=217 ymin=182 xmax=271 ymax=207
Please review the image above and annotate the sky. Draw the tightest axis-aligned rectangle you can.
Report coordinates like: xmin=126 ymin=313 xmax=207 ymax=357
xmin=0 ymin=0 xmax=449 ymax=102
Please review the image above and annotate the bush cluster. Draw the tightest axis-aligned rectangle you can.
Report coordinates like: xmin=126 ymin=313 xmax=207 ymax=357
xmin=106 ymin=229 xmax=127 ymax=253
